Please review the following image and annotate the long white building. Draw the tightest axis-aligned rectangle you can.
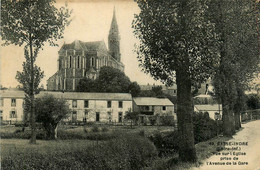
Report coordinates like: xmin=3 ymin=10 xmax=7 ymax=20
xmin=0 ymin=90 xmax=132 ymax=124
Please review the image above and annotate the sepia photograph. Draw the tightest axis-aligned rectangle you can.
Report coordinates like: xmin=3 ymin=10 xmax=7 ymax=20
xmin=0 ymin=0 xmax=260 ymax=169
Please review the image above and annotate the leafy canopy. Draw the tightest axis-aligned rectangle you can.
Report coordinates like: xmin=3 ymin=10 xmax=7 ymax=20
xmin=133 ymin=0 xmax=220 ymax=86
xmin=1 ymin=0 xmax=72 ymax=48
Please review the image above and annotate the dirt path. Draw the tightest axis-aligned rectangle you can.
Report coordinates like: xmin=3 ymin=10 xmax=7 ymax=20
xmin=192 ymin=120 xmax=260 ymax=170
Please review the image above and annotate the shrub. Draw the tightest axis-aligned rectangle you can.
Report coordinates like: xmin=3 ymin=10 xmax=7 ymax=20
xmin=193 ymin=112 xmax=223 ymax=143
xmin=0 ymin=129 xmax=46 ymax=140
xmin=91 ymin=125 xmax=100 ymax=132
xmin=101 ymin=127 xmax=109 ymax=132
xmin=149 ymin=131 xmax=179 ymax=157
xmin=160 ymin=116 xmax=175 ymax=126
xmin=1 ymin=134 xmax=158 ymax=170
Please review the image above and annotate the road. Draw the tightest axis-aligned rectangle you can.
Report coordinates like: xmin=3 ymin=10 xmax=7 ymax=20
xmin=192 ymin=120 xmax=260 ymax=170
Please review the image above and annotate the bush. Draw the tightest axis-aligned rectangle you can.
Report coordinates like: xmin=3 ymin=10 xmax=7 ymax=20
xmin=149 ymin=131 xmax=179 ymax=157
xmin=91 ymin=125 xmax=100 ymax=132
xmin=2 ymin=134 xmax=158 ymax=170
xmin=0 ymin=129 xmax=46 ymax=140
xmin=160 ymin=116 xmax=175 ymax=126
xmin=101 ymin=127 xmax=109 ymax=132
xmin=193 ymin=112 xmax=222 ymax=143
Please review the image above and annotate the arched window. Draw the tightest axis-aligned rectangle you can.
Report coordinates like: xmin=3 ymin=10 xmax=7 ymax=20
xmin=69 ymin=56 xmax=72 ymax=68
xmin=77 ymin=56 xmax=80 ymax=68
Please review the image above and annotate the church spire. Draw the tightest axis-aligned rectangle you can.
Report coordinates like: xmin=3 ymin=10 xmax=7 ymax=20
xmin=108 ymin=7 xmax=121 ymax=61
xmin=109 ymin=7 xmax=118 ymax=34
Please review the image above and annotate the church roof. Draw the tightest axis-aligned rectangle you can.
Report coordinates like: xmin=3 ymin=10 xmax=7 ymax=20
xmin=60 ymin=40 xmax=106 ymax=52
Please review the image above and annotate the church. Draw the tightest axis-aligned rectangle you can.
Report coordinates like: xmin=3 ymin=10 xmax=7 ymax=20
xmin=47 ymin=9 xmax=124 ymax=91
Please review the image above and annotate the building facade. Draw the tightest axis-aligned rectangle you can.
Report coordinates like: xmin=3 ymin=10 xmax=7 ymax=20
xmin=47 ymin=8 xmax=124 ymax=91
xmin=37 ymin=91 xmax=132 ymax=123
xmin=0 ymin=90 xmax=132 ymax=124
xmin=133 ymin=97 xmax=175 ymax=116
xmin=0 ymin=90 xmax=25 ymax=123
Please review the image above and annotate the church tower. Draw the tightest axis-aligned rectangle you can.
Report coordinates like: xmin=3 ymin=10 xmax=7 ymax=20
xmin=108 ymin=7 xmax=121 ymax=61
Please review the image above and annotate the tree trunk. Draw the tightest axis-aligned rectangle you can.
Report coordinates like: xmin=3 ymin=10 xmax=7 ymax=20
xmin=234 ymin=111 xmax=241 ymax=130
xmin=29 ymin=34 xmax=36 ymax=144
xmin=222 ymin=99 xmax=235 ymax=137
xmin=176 ymin=69 xmax=197 ymax=162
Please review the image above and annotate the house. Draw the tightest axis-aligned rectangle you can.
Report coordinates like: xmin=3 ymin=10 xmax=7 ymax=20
xmin=0 ymin=90 xmax=132 ymax=124
xmin=37 ymin=91 xmax=132 ymax=123
xmin=0 ymin=90 xmax=25 ymax=123
xmin=194 ymin=104 xmax=222 ymax=120
xmin=133 ymin=97 xmax=175 ymax=116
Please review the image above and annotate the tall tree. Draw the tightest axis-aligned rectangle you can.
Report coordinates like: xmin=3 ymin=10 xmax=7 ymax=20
xmin=209 ymin=0 xmax=260 ymax=136
xmin=133 ymin=0 xmax=219 ymax=162
xmin=1 ymin=0 xmax=71 ymax=143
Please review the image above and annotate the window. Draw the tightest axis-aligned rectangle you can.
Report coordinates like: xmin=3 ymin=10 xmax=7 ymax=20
xmin=90 ymin=57 xmax=95 ymax=67
xmin=77 ymin=56 xmax=80 ymax=68
xmin=10 ymin=111 xmax=17 ymax=118
xmin=118 ymin=112 xmax=123 ymax=123
xmin=11 ymin=98 xmax=16 ymax=107
xmin=96 ymin=112 xmax=100 ymax=122
xmin=85 ymin=110 xmax=88 ymax=116
xmin=84 ymin=100 xmax=89 ymax=108
xmin=107 ymin=101 xmax=111 ymax=108
xmin=0 ymin=99 xmax=3 ymax=106
xmin=72 ymin=100 xmax=77 ymax=108
xmin=162 ymin=106 xmax=166 ymax=111
xmin=145 ymin=106 xmax=149 ymax=111
xmin=108 ymin=112 xmax=112 ymax=122
xmin=0 ymin=110 xmax=3 ymax=120
xmin=69 ymin=56 xmax=72 ymax=68
xmin=118 ymin=101 xmax=123 ymax=108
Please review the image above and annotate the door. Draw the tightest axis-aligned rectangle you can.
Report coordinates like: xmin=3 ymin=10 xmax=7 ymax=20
xmin=118 ymin=112 xmax=122 ymax=123
xmin=96 ymin=112 xmax=100 ymax=122
xmin=72 ymin=111 xmax=77 ymax=122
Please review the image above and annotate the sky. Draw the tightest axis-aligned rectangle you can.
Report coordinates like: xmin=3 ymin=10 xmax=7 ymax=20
xmin=0 ymin=0 xmax=163 ymax=89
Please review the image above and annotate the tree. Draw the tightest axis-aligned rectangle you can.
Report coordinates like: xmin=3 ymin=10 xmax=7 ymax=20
xmin=128 ymin=82 xmax=141 ymax=97
xmin=1 ymin=0 xmax=71 ymax=143
xmin=133 ymin=0 xmax=219 ymax=162
xmin=16 ymin=49 xmax=44 ymax=130
xmin=124 ymin=111 xmax=140 ymax=128
xmin=35 ymin=94 xmax=71 ymax=139
xmin=76 ymin=78 xmax=97 ymax=92
xmin=247 ymin=94 xmax=260 ymax=110
xmin=77 ymin=66 xmax=141 ymax=97
xmin=96 ymin=66 xmax=132 ymax=93
xmin=209 ymin=0 xmax=260 ymax=135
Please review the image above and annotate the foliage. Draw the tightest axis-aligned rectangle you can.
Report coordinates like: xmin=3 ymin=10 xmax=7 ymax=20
xmin=160 ymin=116 xmax=175 ymax=126
xmin=210 ymin=0 xmax=260 ymax=136
xmin=128 ymin=81 xmax=141 ymax=97
xmin=1 ymin=0 xmax=71 ymax=143
xmin=246 ymin=94 xmax=260 ymax=110
xmin=193 ymin=112 xmax=222 ymax=143
xmin=76 ymin=78 xmax=97 ymax=92
xmin=124 ymin=111 xmax=140 ymax=124
xmin=133 ymin=0 xmax=220 ymax=162
xmin=149 ymin=131 xmax=179 ymax=157
xmin=35 ymin=94 xmax=71 ymax=139
xmin=77 ymin=66 xmax=141 ymax=96
xmin=1 ymin=134 xmax=158 ymax=170
xmin=139 ymin=85 xmax=165 ymax=97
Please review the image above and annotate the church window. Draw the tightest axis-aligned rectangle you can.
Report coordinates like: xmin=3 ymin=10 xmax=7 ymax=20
xmin=69 ymin=56 xmax=72 ymax=68
xmin=77 ymin=56 xmax=79 ymax=68
xmin=90 ymin=57 xmax=95 ymax=67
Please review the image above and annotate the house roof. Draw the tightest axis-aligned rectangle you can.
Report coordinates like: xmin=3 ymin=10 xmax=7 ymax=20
xmin=37 ymin=91 xmax=132 ymax=101
xmin=0 ymin=90 xmax=25 ymax=98
xmin=194 ymin=104 xmax=222 ymax=111
xmin=133 ymin=97 xmax=173 ymax=106
xmin=0 ymin=90 xmax=132 ymax=101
